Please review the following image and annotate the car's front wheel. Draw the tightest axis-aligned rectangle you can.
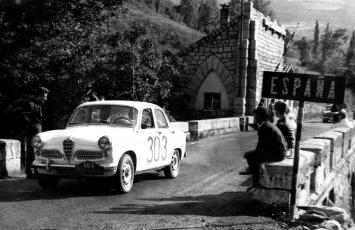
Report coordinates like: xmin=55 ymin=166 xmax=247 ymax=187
xmin=115 ymin=154 xmax=134 ymax=193
xmin=38 ymin=174 xmax=60 ymax=190
xmin=164 ymin=149 xmax=180 ymax=178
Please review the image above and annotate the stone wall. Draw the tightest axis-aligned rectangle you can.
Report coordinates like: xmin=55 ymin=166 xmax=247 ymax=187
xmin=171 ymin=116 xmax=254 ymax=141
xmin=246 ymin=8 xmax=286 ymax=113
xmin=252 ymin=123 xmax=355 ymax=218
xmin=175 ymin=0 xmax=286 ymax=119
xmin=0 ymin=139 xmax=22 ymax=178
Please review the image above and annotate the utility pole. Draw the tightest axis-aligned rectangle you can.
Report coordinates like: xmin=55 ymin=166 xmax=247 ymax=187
xmin=132 ymin=45 xmax=135 ymax=100
xmin=238 ymin=0 xmax=244 ymax=98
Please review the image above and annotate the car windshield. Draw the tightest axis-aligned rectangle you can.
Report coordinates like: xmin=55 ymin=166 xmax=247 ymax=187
xmin=68 ymin=105 xmax=138 ymax=127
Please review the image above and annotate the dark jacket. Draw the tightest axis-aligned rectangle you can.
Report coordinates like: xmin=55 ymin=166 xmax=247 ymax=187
xmin=276 ymin=117 xmax=295 ymax=149
xmin=256 ymin=121 xmax=287 ymax=161
xmin=23 ymin=101 xmax=43 ymax=136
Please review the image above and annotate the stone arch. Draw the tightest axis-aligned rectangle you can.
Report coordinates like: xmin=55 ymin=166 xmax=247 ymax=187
xmin=186 ymin=55 xmax=235 ymax=109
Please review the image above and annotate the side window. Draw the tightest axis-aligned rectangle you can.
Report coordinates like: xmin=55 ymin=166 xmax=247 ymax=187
xmin=141 ymin=108 xmax=155 ymax=129
xmin=154 ymin=109 xmax=169 ymax=129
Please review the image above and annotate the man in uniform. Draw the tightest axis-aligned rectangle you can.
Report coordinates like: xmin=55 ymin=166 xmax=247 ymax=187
xmin=23 ymin=87 xmax=49 ymax=178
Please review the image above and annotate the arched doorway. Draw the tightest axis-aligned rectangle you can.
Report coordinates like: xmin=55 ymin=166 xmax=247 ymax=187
xmin=194 ymin=71 xmax=229 ymax=111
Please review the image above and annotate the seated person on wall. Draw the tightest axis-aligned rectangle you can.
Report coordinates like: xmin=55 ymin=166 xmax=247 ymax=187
xmin=239 ymin=107 xmax=287 ymax=190
xmin=331 ymin=109 xmax=354 ymax=129
xmin=274 ymin=101 xmax=296 ymax=158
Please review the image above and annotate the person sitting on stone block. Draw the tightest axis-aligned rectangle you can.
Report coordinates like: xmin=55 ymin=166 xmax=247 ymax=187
xmin=239 ymin=106 xmax=287 ymax=191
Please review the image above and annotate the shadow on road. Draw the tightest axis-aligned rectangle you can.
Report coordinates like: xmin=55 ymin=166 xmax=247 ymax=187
xmin=93 ymin=191 xmax=259 ymax=217
xmin=0 ymin=172 xmax=171 ymax=202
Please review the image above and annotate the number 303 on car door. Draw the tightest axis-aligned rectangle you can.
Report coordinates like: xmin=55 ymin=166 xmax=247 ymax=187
xmin=147 ymin=136 xmax=168 ymax=163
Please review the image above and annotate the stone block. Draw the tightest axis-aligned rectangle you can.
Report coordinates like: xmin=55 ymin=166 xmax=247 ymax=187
xmin=200 ymin=62 xmax=208 ymax=77
xmin=310 ymin=163 xmax=326 ymax=194
xmin=301 ymin=139 xmax=331 ymax=166
xmin=351 ymin=121 xmax=355 ymax=146
xmin=331 ymin=128 xmax=351 ymax=157
xmin=0 ymin=139 xmax=22 ymax=177
xmin=314 ymin=132 xmax=343 ymax=171
xmin=246 ymin=116 xmax=254 ymax=127
xmin=253 ymin=176 xmax=311 ymax=207
xmin=259 ymin=150 xmax=315 ymax=190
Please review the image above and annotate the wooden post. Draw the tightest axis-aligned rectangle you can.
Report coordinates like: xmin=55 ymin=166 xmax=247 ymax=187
xmin=289 ymin=100 xmax=305 ymax=219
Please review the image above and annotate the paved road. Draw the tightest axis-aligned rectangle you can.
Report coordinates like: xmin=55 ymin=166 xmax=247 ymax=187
xmin=0 ymin=121 xmax=332 ymax=230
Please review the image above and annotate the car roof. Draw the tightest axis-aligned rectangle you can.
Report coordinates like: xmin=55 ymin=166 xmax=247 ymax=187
xmin=78 ymin=100 xmax=162 ymax=110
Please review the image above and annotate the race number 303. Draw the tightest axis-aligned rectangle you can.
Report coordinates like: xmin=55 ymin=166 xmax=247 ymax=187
xmin=147 ymin=136 xmax=167 ymax=163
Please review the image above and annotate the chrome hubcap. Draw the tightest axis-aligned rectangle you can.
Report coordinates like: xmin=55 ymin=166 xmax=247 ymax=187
xmin=122 ymin=162 xmax=132 ymax=186
xmin=171 ymin=152 xmax=179 ymax=172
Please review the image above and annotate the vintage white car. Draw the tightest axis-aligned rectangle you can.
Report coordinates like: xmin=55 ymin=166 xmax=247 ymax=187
xmin=32 ymin=101 xmax=187 ymax=193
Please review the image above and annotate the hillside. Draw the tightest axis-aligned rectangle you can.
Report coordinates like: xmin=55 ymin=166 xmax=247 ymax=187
xmin=271 ymin=0 xmax=355 ymax=38
xmin=114 ymin=0 xmax=205 ymax=52
xmin=170 ymin=0 xmax=354 ymax=39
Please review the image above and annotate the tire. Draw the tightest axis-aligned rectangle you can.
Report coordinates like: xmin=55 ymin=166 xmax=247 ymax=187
xmin=38 ymin=174 xmax=59 ymax=190
xmin=115 ymin=154 xmax=134 ymax=193
xmin=164 ymin=149 xmax=180 ymax=178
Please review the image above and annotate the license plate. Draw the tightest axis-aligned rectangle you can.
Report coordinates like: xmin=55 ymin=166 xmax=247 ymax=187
xmin=76 ymin=161 xmax=103 ymax=174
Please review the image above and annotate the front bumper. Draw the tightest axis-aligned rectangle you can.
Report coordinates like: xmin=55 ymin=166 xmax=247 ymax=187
xmin=33 ymin=161 xmax=117 ymax=178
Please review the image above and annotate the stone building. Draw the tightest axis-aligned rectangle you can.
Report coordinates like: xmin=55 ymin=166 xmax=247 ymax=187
xmin=173 ymin=0 xmax=291 ymax=119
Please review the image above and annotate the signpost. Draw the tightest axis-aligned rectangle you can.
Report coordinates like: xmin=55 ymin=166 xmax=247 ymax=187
xmin=261 ymin=71 xmax=346 ymax=219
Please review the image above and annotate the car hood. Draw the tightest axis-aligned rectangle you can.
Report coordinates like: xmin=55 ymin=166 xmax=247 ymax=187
xmin=37 ymin=126 xmax=135 ymax=149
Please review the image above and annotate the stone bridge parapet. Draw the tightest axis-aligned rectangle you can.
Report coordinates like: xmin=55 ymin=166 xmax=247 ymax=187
xmin=252 ymin=123 xmax=355 ymax=218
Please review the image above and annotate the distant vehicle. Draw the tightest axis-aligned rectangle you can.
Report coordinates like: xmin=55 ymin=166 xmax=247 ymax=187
xmin=322 ymin=104 xmax=339 ymax=123
xmin=31 ymin=101 xmax=187 ymax=193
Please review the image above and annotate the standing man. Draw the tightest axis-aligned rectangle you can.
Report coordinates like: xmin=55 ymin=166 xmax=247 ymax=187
xmin=239 ymin=107 xmax=287 ymax=190
xmin=23 ymin=87 xmax=49 ymax=179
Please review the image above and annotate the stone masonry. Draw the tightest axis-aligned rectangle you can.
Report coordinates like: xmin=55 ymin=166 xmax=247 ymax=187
xmin=175 ymin=0 xmax=287 ymax=119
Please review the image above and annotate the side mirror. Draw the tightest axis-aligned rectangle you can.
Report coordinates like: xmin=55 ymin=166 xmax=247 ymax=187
xmin=141 ymin=123 xmax=149 ymax=129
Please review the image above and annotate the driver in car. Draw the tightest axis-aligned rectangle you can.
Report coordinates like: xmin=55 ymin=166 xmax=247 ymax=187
xmin=99 ymin=107 xmax=111 ymax=123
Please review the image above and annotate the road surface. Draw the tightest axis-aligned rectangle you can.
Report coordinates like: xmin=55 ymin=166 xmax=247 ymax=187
xmin=0 ymin=121 xmax=332 ymax=230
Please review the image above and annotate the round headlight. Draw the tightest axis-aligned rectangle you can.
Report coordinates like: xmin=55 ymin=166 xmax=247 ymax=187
xmin=31 ymin=136 xmax=44 ymax=149
xmin=98 ymin=136 xmax=111 ymax=151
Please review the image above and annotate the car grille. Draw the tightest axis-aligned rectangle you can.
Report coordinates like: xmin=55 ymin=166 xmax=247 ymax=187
xmin=74 ymin=150 xmax=105 ymax=160
xmin=41 ymin=150 xmax=63 ymax=159
xmin=63 ymin=138 xmax=74 ymax=160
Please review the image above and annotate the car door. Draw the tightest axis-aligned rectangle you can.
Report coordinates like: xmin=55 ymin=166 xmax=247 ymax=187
xmin=137 ymin=108 xmax=160 ymax=171
xmin=153 ymin=108 xmax=172 ymax=167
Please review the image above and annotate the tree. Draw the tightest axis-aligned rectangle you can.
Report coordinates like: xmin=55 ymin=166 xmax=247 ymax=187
xmin=179 ymin=0 xmax=199 ymax=28
xmin=313 ymin=20 xmax=319 ymax=57
xmin=229 ymin=0 xmax=274 ymax=21
xmin=320 ymin=23 xmax=348 ymax=74
xmin=197 ymin=0 xmax=219 ymax=33
xmin=155 ymin=0 xmax=160 ymax=13
xmin=294 ymin=37 xmax=313 ymax=67
xmin=0 ymin=0 xmax=181 ymax=137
